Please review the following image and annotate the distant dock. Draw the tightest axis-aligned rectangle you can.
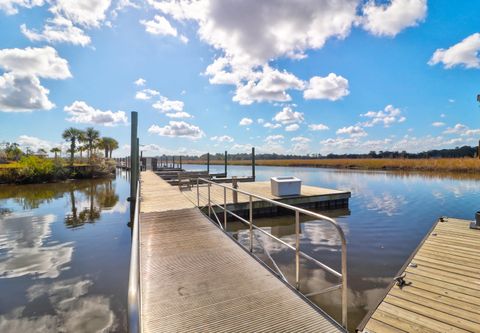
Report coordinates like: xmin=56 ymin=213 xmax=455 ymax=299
xmin=182 ymin=180 xmax=350 ymax=217
xmin=358 ymin=217 xmax=480 ymax=333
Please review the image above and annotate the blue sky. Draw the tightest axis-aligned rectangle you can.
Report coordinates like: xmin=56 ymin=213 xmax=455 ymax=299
xmin=1 ymin=0 xmax=479 ymax=156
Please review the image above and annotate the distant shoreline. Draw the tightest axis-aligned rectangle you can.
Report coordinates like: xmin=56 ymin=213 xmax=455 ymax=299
xmin=182 ymin=158 xmax=480 ymax=173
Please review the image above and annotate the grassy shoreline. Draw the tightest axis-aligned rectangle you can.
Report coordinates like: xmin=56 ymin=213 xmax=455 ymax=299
xmin=0 ymin=157 xmax=116 ymax=184
xmin=183 ymin=158 xmax=480 ymax=173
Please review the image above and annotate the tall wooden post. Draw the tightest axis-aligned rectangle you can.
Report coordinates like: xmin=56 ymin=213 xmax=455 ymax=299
xmin=179 ymin=156 xmax=182 ymax=169
xmin=478 ymin=140 xmax=480 ymax=159
xmin=173 ymin=156 xmax=175 ymax=169
xmin=207 ymin=153 xmax=210 ymax=174
xmin=130 ymin=111 xmax=138 ymax=201
xmin=251 ymin=147 xmax=255 ymax=181
xmin=224 ymin=150 xmax=227 ymax=177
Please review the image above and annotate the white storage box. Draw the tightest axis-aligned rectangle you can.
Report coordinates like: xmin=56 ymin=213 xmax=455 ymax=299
xmin=270 ymin=176 xmax=301 ymax=196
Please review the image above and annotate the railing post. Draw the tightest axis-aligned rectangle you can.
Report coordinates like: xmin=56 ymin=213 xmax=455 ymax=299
xmin=197 ymin=178 xmax=200 ymax=207
xmin=232 ymin=176 xmax=238 ymax=203
xmin=249 ymin=195 xmax=253 ymax=252
xmin=223 ymin=187 xmax=227 ymax=230
xmin=208 ymin=182 xmax=211 ymax=217
xmin=295 ymin=211 xmax=300 ymax=290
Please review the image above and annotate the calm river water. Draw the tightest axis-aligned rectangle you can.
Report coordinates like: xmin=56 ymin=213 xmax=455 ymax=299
xmin=0 ymin=169 xmax=132 ymax=332
xmin=1 ymin=165 xmax=479 ymax=332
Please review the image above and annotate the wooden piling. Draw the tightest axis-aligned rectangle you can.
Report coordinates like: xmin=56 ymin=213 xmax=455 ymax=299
xmin=207 ymin=153 xmax=210 ymax=174
xmin=252 ymin=147 xmax=256 ymax=181
xmin=130 ymin=111 xmax=138 ymax=200
xmin=224 ymin=150 xmax=227 ymax=177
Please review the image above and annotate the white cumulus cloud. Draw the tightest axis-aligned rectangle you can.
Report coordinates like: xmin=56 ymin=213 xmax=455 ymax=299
xmin=211 ymin=135 xmax=234 ymax=143
xmin=0 ymin=46 xmax=71 ymax=112
xmin=361 ymin=0 xmax=427 ymax=37
xmin=140 ymin=15 xmax=177 ymax=36
xmin=0 ymin=0 xmax=44 ymax=15
xmin=231 ymin=66 xmax=304 ymax=105
xmin=264 ymin=122 xmax=282 ymax=129
xmin=0 ymin=46 xmax=71 ymax=79
xmin=432 ymin=122 xmax=445 ymax=127
xmin=273 ymin=106 xmax=304 ymax=124
xmin=309 ymin=123 xmax=329 ymax=131
xmin=17 ymin=135 xmax=53 ymax=151
xmin=165 ymin=111 xmax=192 ymax=118
xmin=285 ymin=124 xmax=300 ymax=132
xmin=134 ymin=78 xmax=146 ymax=86
xmin=21 ymin=16 xmax=91 ymax=46
xmin=148 ymin=121 xmax=205 ymax=139
xmin=50 ymin=0 xmax=112 ymax=28
xmin=361 ymin=104 xmax=405 ymax=127
xmin=303 ymin=73 xmax=349 ymax=101
xmin=135 ymin=88 xmax=160 ymax=100
xmin=291 ymin=136 xmax=311 ymax=143
xmin=429 ymin=33 xmax=480 ymax=69
xmin=239 ymin=117 xmax=253 ymax=126
xmin=64 ymin=101 xmax=128 ymax=126
xmin=152 ymin=95 xmax=184 ymax=112
xmin=264 ymin=135 xmax=284 ymax=144
xmin=336 ymin=125 xmax=367 ymax=137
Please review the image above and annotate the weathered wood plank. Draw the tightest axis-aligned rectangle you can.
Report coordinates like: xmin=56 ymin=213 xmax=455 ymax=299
xmin=361 ymin=217 xmax=480 ymax=333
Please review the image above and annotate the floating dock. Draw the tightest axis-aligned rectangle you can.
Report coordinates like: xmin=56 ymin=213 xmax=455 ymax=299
xmin=181 ymin=180 xmax=350 ymax=217
xmin=138 ymin=171 xmax=345 ymax=332
xmin=358 ymin=217 xmax=480 ymax=333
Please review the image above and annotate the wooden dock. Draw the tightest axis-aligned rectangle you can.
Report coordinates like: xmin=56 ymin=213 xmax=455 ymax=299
xmin=138 ymin=171 xmax=345 ymax=332
xmin=358 ymin=217 xmax=480 ymax=333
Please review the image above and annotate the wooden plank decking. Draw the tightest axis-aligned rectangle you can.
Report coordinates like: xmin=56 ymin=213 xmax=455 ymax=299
xmin=359 ymin=217 xmax=480 ymax=333
xmin=139 ymin=171 xmax=345 ymax=333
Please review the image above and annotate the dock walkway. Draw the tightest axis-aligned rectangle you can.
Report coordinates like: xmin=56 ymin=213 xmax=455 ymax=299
xmin=359 ymin=217 xmax=480 ymax=333
xmin=139 ymin=171 xmax=345 ymax=332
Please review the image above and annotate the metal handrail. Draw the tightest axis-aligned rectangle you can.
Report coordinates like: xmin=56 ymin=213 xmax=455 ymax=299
xmin=196 ymin=177 xmax=348 ymax=329
xmin=128 ymin=182 xmax=141 ymax=333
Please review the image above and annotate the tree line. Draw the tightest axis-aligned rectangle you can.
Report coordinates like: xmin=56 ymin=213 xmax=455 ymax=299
xmin=172 ymin=145 xmax=479 ymax=160
xmin=0 ymin=127 xmax=119 ymax=165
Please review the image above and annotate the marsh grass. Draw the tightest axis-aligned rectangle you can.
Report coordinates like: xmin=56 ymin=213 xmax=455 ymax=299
xmin=184 ymin=158 xmax=480 ymax=173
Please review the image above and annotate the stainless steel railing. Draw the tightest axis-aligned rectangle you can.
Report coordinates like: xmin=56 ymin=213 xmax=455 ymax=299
xmin=196 ymin=177 xmax=348 ymax=329
xmin=128 ymin=182 xmax=141 ymax=333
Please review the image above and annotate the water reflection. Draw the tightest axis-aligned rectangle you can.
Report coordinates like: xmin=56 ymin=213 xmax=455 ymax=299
xmin=0 ymin=277 xmax=115 ymax=332
xmin=0 ymin=213 xmax=73 ymax=279
xmin=0 ymin=174 xmax=130 ymax=332
xmin=64 ymin=181 xmax=119 ymax=229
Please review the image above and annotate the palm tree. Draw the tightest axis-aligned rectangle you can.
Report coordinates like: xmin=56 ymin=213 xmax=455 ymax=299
xmin=108 ymin=138 xmax=119 ymax=158
xmin=84 ymin=127 xmax=100 ymax=160
xmin=78 ymin=145 xmax=86 ymax=159
xmin=50 ymin=147 xmax=61 ymax=159
xmin=98 ymin=137 xmax=119 ymax=158
xmin=62 ymin=127 xmax=84 ymax=166
xmin=98 ymin=138 xmax=109 ymax=158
